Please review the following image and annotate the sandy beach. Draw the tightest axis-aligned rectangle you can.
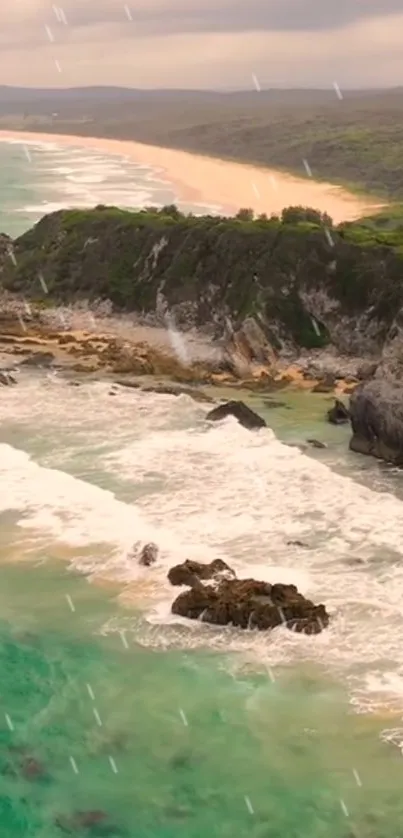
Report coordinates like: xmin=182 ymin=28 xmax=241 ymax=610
xmin=0 ymin=129 xmax=384 ymax=223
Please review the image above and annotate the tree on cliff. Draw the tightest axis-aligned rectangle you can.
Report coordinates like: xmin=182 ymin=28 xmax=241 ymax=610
xmin=235 ymin=208 xmax=254 ymax=221
xmin=281 ymin=206 xmax=333 ymax=227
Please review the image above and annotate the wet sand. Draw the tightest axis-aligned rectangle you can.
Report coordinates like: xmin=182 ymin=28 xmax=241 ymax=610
xmin=0 ymin=129 xmax=385 ymax=224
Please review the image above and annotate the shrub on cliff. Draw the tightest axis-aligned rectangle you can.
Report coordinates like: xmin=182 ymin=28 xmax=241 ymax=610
xmin=281 ymin=206 xmax=333 ymax=227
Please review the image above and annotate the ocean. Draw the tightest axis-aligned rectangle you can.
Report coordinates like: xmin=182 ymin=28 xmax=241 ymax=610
xmin=1 ymin=139 xmax=403 ymax=837
xmin=0 ymin=137 xmax=221 ymax=238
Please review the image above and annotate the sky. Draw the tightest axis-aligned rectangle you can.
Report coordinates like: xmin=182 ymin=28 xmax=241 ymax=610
xmin=1 ymin=0 xmax=403 ymax=89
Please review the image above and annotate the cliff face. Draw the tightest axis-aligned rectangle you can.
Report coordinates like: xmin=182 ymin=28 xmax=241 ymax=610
xmin=2 ymin=205 xmax=403 ymax=357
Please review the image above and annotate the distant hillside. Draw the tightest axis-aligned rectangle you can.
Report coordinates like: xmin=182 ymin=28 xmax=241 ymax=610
xmin=0 ymin=87 xmax=402 ymax=199
xmin=3 ymin=203 xmax=403 ymax=356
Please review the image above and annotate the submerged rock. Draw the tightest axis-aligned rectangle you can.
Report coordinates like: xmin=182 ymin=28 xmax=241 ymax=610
xmin=286 ymin=540 xmax=310 ymax=548
xmin=205 ymin=400 xmax=266 ymax=430
xmin=327 ymin=398 xmax=349 ymax=425
xmin=306 ymin=438 xmax=327 ymax=449
xmin=141 ymin=383 xmax=214 ymax=403
xmin=349 ymin=379 xmax=403 ymax=465
xmin=55 ymin=810 xmax=120 ymax=833
xmin=262 ymin=398 xmax=288 ymax=409
xmin=127 ymin=541 xmax=159 ymax=566
xmin=139 ymin=542 xmax=159 ymax=566
xmin=168 ymin=559 xmax=236 ymax=588
xmin=170 ymin=573 xmax=329 ymax=635
xmin=20 ymin=351 xmax=55 ymax=368
xmin=4 ymin=747 xmax=47 ymax=781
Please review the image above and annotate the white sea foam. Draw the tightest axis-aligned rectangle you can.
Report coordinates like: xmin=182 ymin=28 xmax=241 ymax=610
xmin=66 ymin=173 xmax=107 ymax=184
xmin=1 ymin=376 xmax=403 ymax=712
xmin=0 ymin=137 xmax=225 ymax=225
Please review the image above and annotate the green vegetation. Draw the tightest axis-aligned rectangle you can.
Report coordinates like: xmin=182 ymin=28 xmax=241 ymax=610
xmin=4 ymin=203 xmax=403 ymax=352
xmin=2 ymin=88 xmax=403 ymax=199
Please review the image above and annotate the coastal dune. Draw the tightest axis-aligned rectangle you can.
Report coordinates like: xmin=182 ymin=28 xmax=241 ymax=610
xmin=0 ymin=129 xmax=383 ymax=223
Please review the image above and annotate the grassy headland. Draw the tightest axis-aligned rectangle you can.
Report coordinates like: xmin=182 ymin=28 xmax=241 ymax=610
xmin=2 ymin=202 xmax=403 ymax=357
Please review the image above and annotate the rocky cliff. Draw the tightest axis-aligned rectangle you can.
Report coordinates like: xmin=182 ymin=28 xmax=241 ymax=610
xmin=2 ymin=204 xmax=403 ymax=363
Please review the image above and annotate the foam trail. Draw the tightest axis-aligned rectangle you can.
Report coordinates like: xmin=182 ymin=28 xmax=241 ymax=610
xmin=0 ymin=443 xmax=214 ymax=577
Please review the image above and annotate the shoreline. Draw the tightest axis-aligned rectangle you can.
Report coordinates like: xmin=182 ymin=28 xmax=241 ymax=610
xmin=0 ymin=129 xmax=385 ymax=223
xmin=0 ymin=306 xmax=360 ymax=395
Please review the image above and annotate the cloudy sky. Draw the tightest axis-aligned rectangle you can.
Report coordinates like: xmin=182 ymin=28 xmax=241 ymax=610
xmin=1 ymin=0 xmax=403 ymax=89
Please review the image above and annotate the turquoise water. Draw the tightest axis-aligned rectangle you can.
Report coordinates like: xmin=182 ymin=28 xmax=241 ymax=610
xmin=0 ymin=559 xmax=403 ymax=838
xmin=0 ymin=139 xmax=222 ymax=239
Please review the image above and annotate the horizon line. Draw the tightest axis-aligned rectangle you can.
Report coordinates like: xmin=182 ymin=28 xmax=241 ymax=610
xmin=0 ymin=84 xmax=403 ymax=93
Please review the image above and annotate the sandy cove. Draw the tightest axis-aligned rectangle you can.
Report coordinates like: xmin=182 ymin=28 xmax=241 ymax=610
xmin=0 ymin=129 xmax=384 ymax=223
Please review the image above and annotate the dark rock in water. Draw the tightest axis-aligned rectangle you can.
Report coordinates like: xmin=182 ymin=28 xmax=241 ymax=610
xmin=20 ymin=756 xmax=46 ymax=780
xmin=141 ymin=383 xmax=214 ymax=404
xmin=327 ymin=398 xmax=349 ymax=425
xmin=114 ymin=378 xmax=141 ymax=390
xmin=4 ymin=747 xmax=47 ymax=781
xmin=114 ymin=379 xmax=213 ymax=403
xmin=306 ymin=439 xmax=327 ymax=449
xmin=349 ymin=379 xmax=403 ymax=465
xmin=164 ymin=804 xmax=192 ymax=820
xmin=139 ymin=542 xmax=158 ymax=566
xmin=0 ymin=370 xmax=17 ymax=386
xmin=21 ymin=351 xmax=55 ymax=368
xmin=205 ymin=400 xmax=266 ymax=430
xmin=312 ymin=375 xmax=336 ymax=394
xmin=168 ymin=559 xmax=236 ymax=588
xmin=171 ymin=573 xmax=329 ymax=635
xmin=262 ymin=398 xmax=288 ymax=409
xmin=344 ymin=557 xmax=365 ymax=566
xmin=286 ymin=540 xmax=309 ymax=548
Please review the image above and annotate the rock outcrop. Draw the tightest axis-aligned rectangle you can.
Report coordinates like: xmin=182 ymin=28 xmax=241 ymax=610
xmin=168 ymin=559 xmax=235 ymax=587
xmin=205 ymin=400 xmax=266 ymax=430
xmin=312 ymin=374 xmax=336 ymax=394
xmin=168 ymin=561 xmax=329 ymax=634
xmin=349 ymin=379 xmax=403 ymax=464
xmin=3 ymin=204 xmax=403 ymax=362
xmin=5 ymin=206 xmax=403 ymax=397
xmin=327 ymin=398 xmax=349 ymax=425
xmin=139 ymin=543 xmax=159 ymax=566
xmin=223 ymin=316 xmax=277 ymax=373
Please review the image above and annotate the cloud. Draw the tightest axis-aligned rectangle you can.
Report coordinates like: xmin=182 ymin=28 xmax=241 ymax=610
xmin=0 ymin=1 xmax=402 ymax=88
xmin=3 ymin=0 xmax=403 ymax=39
